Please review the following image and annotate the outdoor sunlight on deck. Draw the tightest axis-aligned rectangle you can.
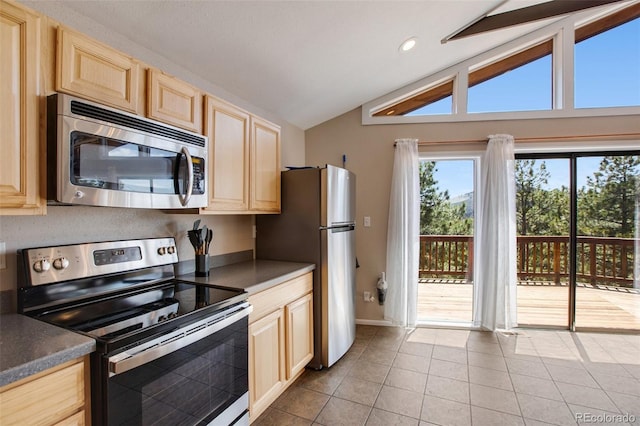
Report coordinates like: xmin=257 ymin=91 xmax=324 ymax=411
xmin=417 ymin=280 xmax=640 ymax=330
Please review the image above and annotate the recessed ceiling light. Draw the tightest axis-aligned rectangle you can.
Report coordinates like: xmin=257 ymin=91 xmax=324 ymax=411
xmin=400 ymin=37 xmax=417 ymax=52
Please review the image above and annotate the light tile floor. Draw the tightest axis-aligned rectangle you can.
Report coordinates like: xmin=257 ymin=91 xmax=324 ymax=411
xmin=254 ymin=326 xmax=640 ymax=426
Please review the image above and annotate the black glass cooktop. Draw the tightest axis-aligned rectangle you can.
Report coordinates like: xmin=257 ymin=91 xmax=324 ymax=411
xmin=172 ymin=281 xmax=244 ymax=314
xmin=36 ymin=280 xmax=247 ymax=351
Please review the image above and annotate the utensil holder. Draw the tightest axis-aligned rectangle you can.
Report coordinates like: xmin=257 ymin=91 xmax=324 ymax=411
xmin=195 ymin=254 xmax=209 ymax=277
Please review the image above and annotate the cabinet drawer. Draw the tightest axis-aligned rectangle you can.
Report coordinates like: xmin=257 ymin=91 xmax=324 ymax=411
xmin=0 ymin=359 xmax=86 ymax=426
xmin=248 ymin=272 xmax=312 ymax=322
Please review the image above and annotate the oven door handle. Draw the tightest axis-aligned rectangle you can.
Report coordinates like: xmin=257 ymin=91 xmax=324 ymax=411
xmin=108 ymin=304 xmax=252 ymax=376
xmin=179 ymin=146 xmax=194 ymax=207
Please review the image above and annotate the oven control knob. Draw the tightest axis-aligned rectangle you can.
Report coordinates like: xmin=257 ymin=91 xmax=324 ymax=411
xmin=53 ymin=257 xmax=70 ymax=270
xmin=33 ymin=259 xmax=51 ymax=273
xmin=157 ymin=247 xmax=166 ymax=255
xmin=167 ymin=246 xmax=176 ymax=255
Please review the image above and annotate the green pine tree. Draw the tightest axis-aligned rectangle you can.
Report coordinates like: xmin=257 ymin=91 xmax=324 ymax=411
xmin=579 ymin=156 xmax=640 ymax=238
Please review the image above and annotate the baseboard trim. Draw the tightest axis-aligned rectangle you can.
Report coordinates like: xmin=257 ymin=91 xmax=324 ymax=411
xmin=356 ymin=319 xmax=393 ymax=326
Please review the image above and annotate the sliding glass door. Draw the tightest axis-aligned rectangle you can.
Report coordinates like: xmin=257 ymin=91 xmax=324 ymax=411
xmin=515 ymin=152 xmax=639 ymax=331
xmin=515 ymin=158 xmax=570 ymax=327
xmin=575 ymin=155 xmax=640 ymax=330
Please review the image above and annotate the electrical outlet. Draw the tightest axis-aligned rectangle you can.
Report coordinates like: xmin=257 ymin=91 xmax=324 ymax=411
xmin=364 ymin=291 xmax=371 ymax=301
xmin=0 ymin=241 xmax=5 ymax=270
xmin=252 ymin=225 xmax=257 ymax=239
xmin=364 ymin=216 xmax=371 ymax=227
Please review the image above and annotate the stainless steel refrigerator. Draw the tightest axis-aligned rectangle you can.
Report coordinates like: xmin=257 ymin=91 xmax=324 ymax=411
xmin=256 ymin=165 xmax=356 ymax=369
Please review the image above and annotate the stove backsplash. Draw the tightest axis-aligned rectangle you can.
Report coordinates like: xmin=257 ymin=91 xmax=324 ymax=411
xmin=0 ymin=206 xmax=255 ymax=313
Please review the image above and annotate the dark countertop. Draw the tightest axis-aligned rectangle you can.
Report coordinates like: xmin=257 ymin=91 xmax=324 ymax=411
xmin=0 ymin=314 xmax=96 ymax=388
xmin=177 ymin=259 xmax=315 ymax=294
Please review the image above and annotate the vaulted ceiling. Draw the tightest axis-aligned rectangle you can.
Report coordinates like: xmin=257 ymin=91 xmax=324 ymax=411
xmin=23 ymin=0 xmax=631 ymax=129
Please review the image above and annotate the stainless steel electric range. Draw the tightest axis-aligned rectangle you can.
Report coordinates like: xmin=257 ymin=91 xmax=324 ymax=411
xmin=17 ymin=237 xmax=251 ymax=426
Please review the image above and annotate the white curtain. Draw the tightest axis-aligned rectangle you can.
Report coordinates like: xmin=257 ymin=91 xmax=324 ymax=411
xmin=475 ymin=134 xmax=518 ymax=331
xmin=384 ymin=138 xmax=420 ymax=327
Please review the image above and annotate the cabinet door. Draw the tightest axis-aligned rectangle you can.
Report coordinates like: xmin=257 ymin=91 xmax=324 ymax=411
xmin=56 ymin=27 xmax=140 ymax=113
xmin=249 ymin=308 xmax=285 ymax=420
xmin=0 ymin=0 xmax=45 ymax=215
xmin=250 ymin=117 xmax=281 ymax=212
xmin=147 ymin=69 xmax=202 ymax=133
xmin=202 ymin=96 xmax=250 ymax=212
xmin=0 ymin=358 xmax=86 ymax=425
xmin=285 ymin=293 xmax=314 ymax=379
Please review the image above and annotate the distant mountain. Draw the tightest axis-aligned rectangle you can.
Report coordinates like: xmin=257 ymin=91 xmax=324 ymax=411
xmin=449 ymin=192 xmax=474 ymax=217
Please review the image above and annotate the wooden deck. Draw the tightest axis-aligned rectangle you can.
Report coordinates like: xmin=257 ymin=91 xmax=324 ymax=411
xmin=417 ymin=280 xmax=640 ymax=330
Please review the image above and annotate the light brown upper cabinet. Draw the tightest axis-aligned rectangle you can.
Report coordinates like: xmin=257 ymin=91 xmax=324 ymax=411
xmin=147 ymin=69 xmax=202 ymax=133
xmin=250 ymin=117 xmax=281 ymax=213
xmin=56 ymin=26 xmax=141 ymax=114
xmin=0 ymin=0 xmax=45 ymax=215
xmin=202 ymin=95 xmax=281 ymax=214
xmin=202 ymin=96 xmax=250 ymax=212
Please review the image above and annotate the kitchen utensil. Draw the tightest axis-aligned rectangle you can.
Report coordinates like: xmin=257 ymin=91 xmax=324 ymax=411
xmin=206 ymin=229 xmax=213 ymax=254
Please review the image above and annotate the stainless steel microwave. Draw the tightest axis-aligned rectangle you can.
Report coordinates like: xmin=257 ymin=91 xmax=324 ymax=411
xmin=47 ymin=94 xmax=207 ymax=209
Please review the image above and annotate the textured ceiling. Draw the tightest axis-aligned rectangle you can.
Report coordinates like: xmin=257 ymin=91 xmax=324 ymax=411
xmin=23 ymin=1 xmax=619 ymax=129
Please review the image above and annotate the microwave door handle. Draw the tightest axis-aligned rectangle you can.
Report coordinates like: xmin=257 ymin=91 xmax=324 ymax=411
xmin=180 ymin=147 xmax=194 ymax=206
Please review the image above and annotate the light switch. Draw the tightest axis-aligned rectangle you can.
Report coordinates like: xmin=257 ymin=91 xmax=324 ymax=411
xmin=364 ymin=216 xmax=371 ymax=227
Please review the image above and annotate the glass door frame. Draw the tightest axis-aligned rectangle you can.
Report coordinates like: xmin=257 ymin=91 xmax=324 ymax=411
xmin=515 ymin=149 xmax=639 ymax=332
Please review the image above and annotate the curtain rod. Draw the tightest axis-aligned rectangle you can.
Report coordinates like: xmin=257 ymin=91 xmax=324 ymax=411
xmin=393 ymin=132 xmax=640 ymax=147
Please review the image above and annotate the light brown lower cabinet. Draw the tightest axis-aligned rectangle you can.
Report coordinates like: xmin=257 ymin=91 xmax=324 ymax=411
xmin=248 ymin=272 xmax=313 ymax=422
xmin=0 ymin=356 xmax=90 ymax=426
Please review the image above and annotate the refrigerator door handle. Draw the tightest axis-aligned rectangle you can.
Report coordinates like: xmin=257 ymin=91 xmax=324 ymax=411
xmin=320 ymin=224 xmax=355 ymax=232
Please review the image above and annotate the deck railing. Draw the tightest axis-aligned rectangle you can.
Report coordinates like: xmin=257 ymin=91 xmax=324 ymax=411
xmin=419 ymin=235 xmax=637 ymax=288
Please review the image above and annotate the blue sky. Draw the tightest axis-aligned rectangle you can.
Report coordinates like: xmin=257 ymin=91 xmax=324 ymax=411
xmin=429 ymin=156 xmax=639 ymax=200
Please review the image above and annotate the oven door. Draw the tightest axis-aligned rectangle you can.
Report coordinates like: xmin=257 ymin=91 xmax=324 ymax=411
xmin=96 ymin=304 xmax=251 ymax=426
xmin=57 ymin=115 xmax=207 ymax=209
